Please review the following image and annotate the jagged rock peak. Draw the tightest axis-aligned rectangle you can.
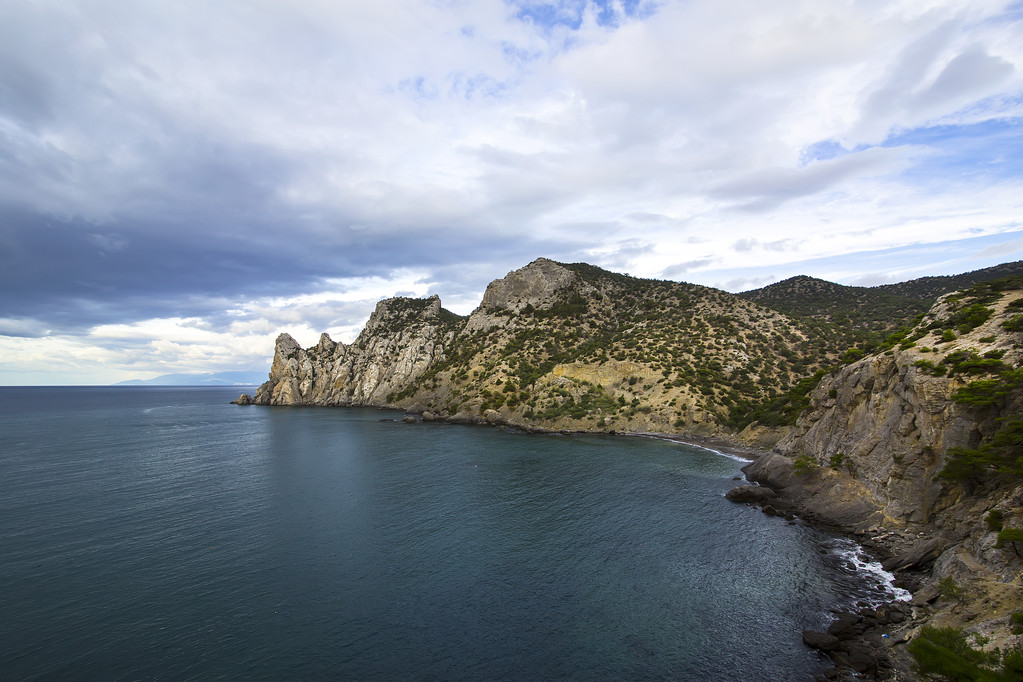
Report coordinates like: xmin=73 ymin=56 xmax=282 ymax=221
xmin=363 ymin=294 xmax=443 ymax=333
xmin=316 ymin=332 xmax=337 ymax=353
xmin=477 ymin=258 xmax=577 ymax=313
xmin=274 ymin=332 xmax=301 ymax=356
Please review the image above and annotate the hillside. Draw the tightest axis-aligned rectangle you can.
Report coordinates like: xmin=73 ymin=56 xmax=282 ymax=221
xmin=738 ymin=275 xmax=1023 ymax=677
xmin=252 ymin=259 xmax=851 ymax=434
xmin=740 ymin=275 xmax=927 ymax=332
xmin=250 ymin=258 xmax=1023 ymax=439
xmin=246 ymin=259 xmax=1023 ymax=678
xmin=879 ymin=260 xmax=1023 ymax=301
xmin=739 ymin=261 xmax=1023 ymax=354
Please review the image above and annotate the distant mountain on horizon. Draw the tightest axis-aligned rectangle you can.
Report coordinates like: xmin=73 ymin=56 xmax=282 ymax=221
xmin=116 ymin=371 xmax=265 ymax=387
xmin=738 ymin=260 xmax=1023 ymax=331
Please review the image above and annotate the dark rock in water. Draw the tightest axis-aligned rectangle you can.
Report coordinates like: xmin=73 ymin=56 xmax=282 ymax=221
xmin=379 ymin=418 xmax=396 ymax=422
xmin=231 ymin=394 xmax=253 ymax=405
xmin=802 ymin=630 xmax=840 ymax=651
xmin=881 ymin=537 xmax=945 ymax=572
xmin=762 ymin=504 xmax=780 ymax=516
xmin=827 ymin=612 xmax=863 ymax=638
xmin=725 ymin=485 xmax=777 ymax=505
xmin=402 ymin=415 xmax=417 ymax=424
xmin=833 ymin=644 xmax=878 ymax=675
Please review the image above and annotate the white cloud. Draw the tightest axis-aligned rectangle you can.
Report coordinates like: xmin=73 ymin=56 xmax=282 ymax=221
xmin=1 ymin=0 xmax=1022 ymax=382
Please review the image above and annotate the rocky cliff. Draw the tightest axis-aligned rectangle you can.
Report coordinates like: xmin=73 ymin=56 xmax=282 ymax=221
xmin=739 ymin=280 xmax=1023 ymax=676
xmin=251 ymin=258 xmax=836 ymax=434
xmin=252 ymin=295 xmax=462 ymax=406
xmin=245 ymin=258 xmax=1023 ymax=677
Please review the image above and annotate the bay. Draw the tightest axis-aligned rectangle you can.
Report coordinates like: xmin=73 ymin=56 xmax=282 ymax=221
xmin=0 ymin=387 xmax=899 ymax=680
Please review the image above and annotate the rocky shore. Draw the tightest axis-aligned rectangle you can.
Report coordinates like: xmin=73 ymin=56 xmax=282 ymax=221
xmin=233 ymin=394 xmax=1021 ymax=680
xmin=727 ymin=451 xmax=1023 ymax=681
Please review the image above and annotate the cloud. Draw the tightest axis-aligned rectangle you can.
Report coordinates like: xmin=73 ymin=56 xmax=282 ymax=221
xmin=0 ymin=0 xmax=1022 ymax=382
xmin=660 ymin=258 xmax=716 ymax=279
xmin=713 ymin=146 xmax=923 ymax=210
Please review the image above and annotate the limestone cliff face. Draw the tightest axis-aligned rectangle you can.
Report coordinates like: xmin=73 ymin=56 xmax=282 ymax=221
xmin=742 ymin=288 xmax=1023 ymax=667
xmin=462 ymin=258 xmax=581 ymax=334
xmin=252 ymin=295 xmax=460 ymax=406
xmin=767 ymin=289 xmax=1023 ymax=526
xmin=248 ymin=257 xmax=840 ymax=435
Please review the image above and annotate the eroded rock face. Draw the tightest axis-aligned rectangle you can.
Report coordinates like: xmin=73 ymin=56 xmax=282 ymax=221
xmin=463 ymin=258 xmax=579 ymax=333
xmin=769 ymin=288 xmax=1023 ymax=526
xmin=772 ymin=352 xmax=970 ymax=525
xmin=252 ymin=295 xmax=457 ymax=406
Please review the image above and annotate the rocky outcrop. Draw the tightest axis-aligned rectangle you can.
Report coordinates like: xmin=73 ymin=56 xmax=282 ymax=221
xmin=735 ymin=287 xmax=1023 ymax=678
xmin=251 ymin=295 xmax=460 ymax=406
xmin=768 ymin=289 xmax=1023 ymax=527
xmin=462 ymin=258 xmax=581 ymax=334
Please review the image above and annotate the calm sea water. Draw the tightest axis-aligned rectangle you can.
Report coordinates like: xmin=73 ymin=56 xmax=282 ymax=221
xmin=0 ymin=387 xmax=902 ymax=681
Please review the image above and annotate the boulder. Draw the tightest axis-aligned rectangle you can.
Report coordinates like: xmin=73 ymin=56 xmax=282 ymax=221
xmin=833 ymin=644 xmax=878 ymax=675
xmin=724 ymin=485 xmax=778 ymax=505
xmin=911 ymin=584 xmax=940 ymax=606
xmin=802 ymin=630 xmax=841 ymax=651
xmin=827 ymin=612 xmax=863 ymax=638
xmin=881 ymin=538 xmax=945 ymax=572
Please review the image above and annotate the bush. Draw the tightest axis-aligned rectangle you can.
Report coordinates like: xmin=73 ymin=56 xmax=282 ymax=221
xmin=948 ymin=304 xmax=994 ymax=333
xmin=1003 ymin=315 xmax=1023 ymax=332
xmin=793 ymin=453 xmax=817 ymax=475
xmin=938 ymin=576 xmax=964 ymax=603
xmin=907 ymin=626 xmax=1000 ymax=681
xmin=829 ymin=452 xmax=851 ymax=470
xmin=995 ymin=528 xmax=1023 ymax=555
xmin=986 ymin=510 xmax=1004 ymax=532
xmin=953 ymin=380 xmax=1014 ymax=408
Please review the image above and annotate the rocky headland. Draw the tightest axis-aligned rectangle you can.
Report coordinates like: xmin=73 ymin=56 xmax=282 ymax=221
xmin=240 ymin=258 xmax=1023 ymax=680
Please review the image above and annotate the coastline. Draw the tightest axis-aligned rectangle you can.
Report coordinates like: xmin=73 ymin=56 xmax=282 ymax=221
xmin=408 ymin=412 xmax=926 ymax=680
xmin=236 ymin=398 xmax=925 ymax=680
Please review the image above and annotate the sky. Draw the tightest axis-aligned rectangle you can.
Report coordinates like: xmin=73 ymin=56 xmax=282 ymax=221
xmin=1 ymin=0 xmax=1022 ymax=384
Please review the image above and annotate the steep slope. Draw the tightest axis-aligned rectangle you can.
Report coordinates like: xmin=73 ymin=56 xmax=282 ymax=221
xmin=740 ymin=275 xmax=927 ymax=332
xmin=251 ymin=258 xmax=841 ymax=434
xmin=741 ymin=276 xmax=1023 ymax=668
xmin=252 ymin=295 xmax=464 ymax=406
xmin=392 ymin=259 xmax=831 ymax=433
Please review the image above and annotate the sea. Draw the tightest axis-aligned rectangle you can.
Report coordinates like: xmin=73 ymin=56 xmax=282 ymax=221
xmin=0 ymin=386 xmax=907 ymax=681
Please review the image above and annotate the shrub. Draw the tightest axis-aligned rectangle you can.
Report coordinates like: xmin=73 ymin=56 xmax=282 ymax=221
xmin=986 ymin=510 xmax=1004 ymax=532
xmin=995 ymin=528 xmax=1023 ymax=556
xmin=941 ymin=329 xmax=957 ymax=343
xmin=829 ymin=452 xmax=850 ymax=470
xmin=948 ymin=304 xmax=994 ymax=333
xmin=840 ymin=347 xmax=865 ymax=364
xmin=793 ymin=453 xmax=817 ymax=475
xmin=953 ymin=380 xmax=1014 ymax=408
xmin=938 ymin=576 xmax=964 ymax=603
xmin=907 ymin=626 xmax=999 ymax=680
xmin=1003 ymin=315 xmax=1023 ymax=332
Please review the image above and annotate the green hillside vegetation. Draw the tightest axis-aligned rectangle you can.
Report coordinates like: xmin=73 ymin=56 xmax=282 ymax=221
xmin=388 ymin=263 xmax=900 ymax=433
xmin=267 ymin=259 xmax=1023 ymax=444
xmin=880 ymin=261 xmax=1023 ymax=302
xmin=739 ymin=262 xmax=1023 ymax=361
